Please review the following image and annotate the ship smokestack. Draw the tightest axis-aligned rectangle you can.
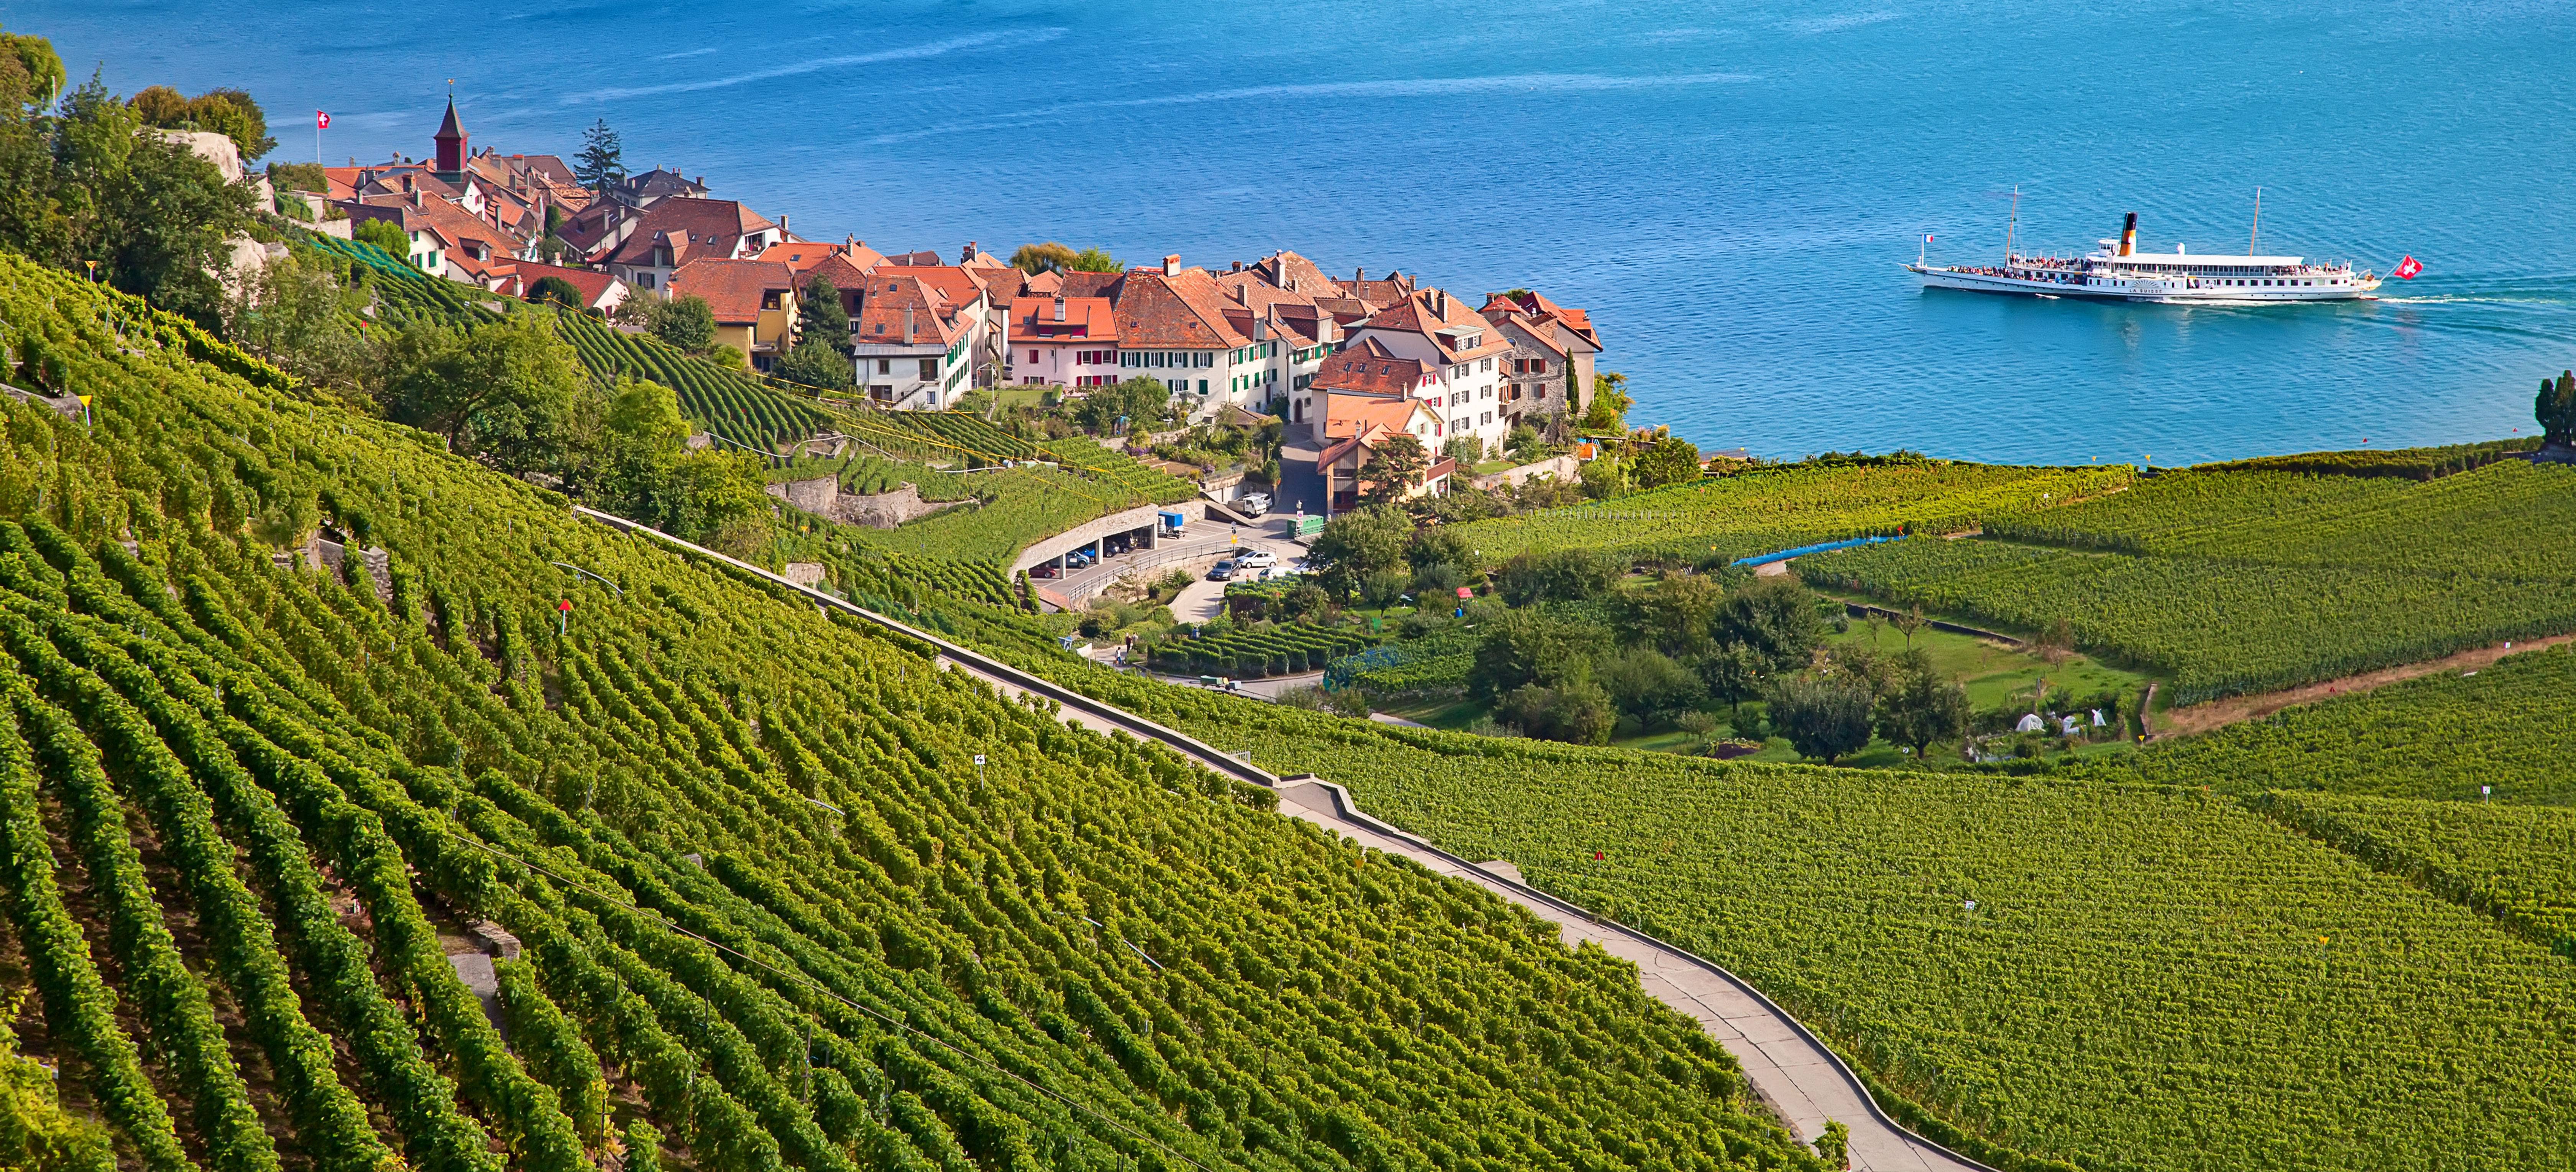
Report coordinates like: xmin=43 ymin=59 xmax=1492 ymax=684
xmin=2119 ymin=212 xmax=2138 ymax=257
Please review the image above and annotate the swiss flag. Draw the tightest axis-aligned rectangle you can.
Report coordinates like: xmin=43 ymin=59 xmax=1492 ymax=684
xmin=315 ymin=110 xmax=331 ymax=129
xmin=2392 ymin=255 xmax=2423 ymax=279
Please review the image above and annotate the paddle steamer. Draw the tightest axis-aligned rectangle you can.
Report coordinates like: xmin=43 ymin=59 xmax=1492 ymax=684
xmin=1909 ymin=210 xmax=2380 ymax=302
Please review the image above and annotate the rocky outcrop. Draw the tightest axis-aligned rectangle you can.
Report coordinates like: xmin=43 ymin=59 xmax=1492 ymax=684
xmin=766 ymin=475 xmax=968 ymax=529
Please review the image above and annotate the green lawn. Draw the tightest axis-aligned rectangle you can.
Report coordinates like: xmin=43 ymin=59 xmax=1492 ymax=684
xmin=1826 ymin=615 xmax=2150 ymax=710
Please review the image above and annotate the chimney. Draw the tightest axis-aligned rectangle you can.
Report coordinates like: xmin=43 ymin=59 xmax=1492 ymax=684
xmin=904 ymin=307 xmax=914 ymax=344
xmin=695 ymin=175 xmax=704 ymax=186
xmin=1163 ymin=254 xmax=1181 ymax=277
xmin=2120 ymin=212 xmax=2138 ymax=257
xmin=1356 ymin=266 xmax=1365 ymax=283
xmin=1053 ymin=297 xmax=1066 ymax=322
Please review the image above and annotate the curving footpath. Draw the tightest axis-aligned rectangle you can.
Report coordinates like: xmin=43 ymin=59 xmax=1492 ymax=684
xmin=577 ymin=506 xmax=1994 ymax=1172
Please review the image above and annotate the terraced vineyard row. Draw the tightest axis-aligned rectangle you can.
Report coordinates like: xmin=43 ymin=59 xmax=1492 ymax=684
xmin=1452 ymin=461 xmax=2134 ymax=566
xmin=1805 ymin=460 xmax=2576 ymax=703
xmin=0 ymin=251 xmax=1817 ymax=1172
xmin=1035 ymin=666 xmax=2576 ymax=1172
xmin=555 ymin=312 xmax=834 ymax=453
xmin=1150 ymin=624 xmax=1380 ymax=677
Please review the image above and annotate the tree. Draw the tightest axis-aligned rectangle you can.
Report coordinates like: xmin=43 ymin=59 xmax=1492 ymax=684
xmin=576 ymin=119 xmax=625 ymax=195
xmin=651 ymin=294 xmax=717 ymax=353
xmin=1469 ymin=608 xmax=1597 ymax=702
xmin=1875 ymin=657 xmax=1968 ymax=759
xmin=1069 ymin=375 xmax=1175 ymax=434
xmin=1011 ymin=242 xmax=1079 ymax=273
xmin=1443 ymin=434 xmax=1484 ymax=466
xmin=50 ymin=79 xmax=258 ymax=324
xmin=1406 ymin=526 xmax=1475 ymax=576
xmin=1633 ymin=433 xmax=1702 ymax=488
xmin=2538 ymin=370 xmax=2576 ymax=445
xmin=1715 ymin=575 xmax=1826 ymax=674
xmin=1358 ymin=433 xmax=1429 ymax=503
xmin=1068 ymin=246 xmax=1121 ymax=273
xmin=1580 ymin=370 xmax=1631 ymax=431
xmin=128 ymin=85 xmax=274 ymax=160
xmin=1766 ymin=672 xmax=1875 ymax=764
xmin=797 ymin=275 xmax=850 ymax=349
xmin=1495 ymin=548 xmax=1618 ymax=606
xmin=1893 ymin=603 xmax=1927 ymax=650
xmin=222 ymin=248 xmax=371 ymax=394
xmin=773 ymin=339 xmax=851 ymax=390
xmin=1597 ymin=646 xmax=1706 ymax=722
xmin=1625 ymin=571 xmax=1722 ymax=660
xmin=528 ymin=275 xmax=587 ymax=312
xmin=1495 ymin=673 xmax=1616 ymax=745
xmin=378 ymin=315 xmax=585 ymax=472
xmin=0 ymin=29 xmax=64 ymax=114
xmin=2033 ymin=616 xmax=2075 ymax=666
xmin=353 ymin=215 xmax=408 ymax=258
xmin=1306 ymin=505 xmax=1411 ymax=597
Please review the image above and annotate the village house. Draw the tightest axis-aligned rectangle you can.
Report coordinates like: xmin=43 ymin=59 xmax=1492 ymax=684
xmin=1313 ymin=286 xmax=1515 ymax=458
xmin=667 ymin=259 xmax=801 ymax=370
xmin=1007 ymin=296 xmax=1120 ymax=386
xmin=598 ymin=197 xmax=785 ymax=293
xmin=852 ymin=271 xmax=981 ymax=409
xmin=1481 ymin=290 xmax=1602 ymax=427
xmin=1317 ymin=401 xmax=1453 ymax=511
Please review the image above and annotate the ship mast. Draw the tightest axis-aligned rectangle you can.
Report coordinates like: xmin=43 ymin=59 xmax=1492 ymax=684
xmin=2249 ymin=187 xmax=2261 ymax=255
xmin=2004 ymin=185 xmax=2019 ymax=264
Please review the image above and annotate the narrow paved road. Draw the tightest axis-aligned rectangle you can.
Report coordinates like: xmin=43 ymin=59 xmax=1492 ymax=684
xmin=580 ymin=506 xmax=1996 ymax=1172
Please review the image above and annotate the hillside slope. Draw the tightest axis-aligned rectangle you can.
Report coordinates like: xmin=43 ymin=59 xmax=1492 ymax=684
xmin=0 ymin=254 xmax=1817 ymax=1171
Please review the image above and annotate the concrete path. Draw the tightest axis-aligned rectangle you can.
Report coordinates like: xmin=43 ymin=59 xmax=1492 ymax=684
xmin=577 ymin=506 xmax=1996 ymax=1172
xmin=1168 ymin=578 xmax=1228 ymax=624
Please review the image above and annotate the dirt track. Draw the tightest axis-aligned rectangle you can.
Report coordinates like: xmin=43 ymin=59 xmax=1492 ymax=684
xmin=2155 ymin=633 xmax=2576 ymax=738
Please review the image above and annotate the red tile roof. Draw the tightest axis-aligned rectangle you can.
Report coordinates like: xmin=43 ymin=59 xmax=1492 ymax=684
xmin=874 ymin=265 xmax=990 ymax=316
xmin=759 ymin=240 xmax=884 ymax=273
xmin=668 ymin=258 xmax=798 ymax=325
xmin=1351 ymin=288 xmax=1513 ymax=365
xmin=854 ymin=273 xmax=968 ymax=348
xmin=1009 ymin=296 xmax=1118 ymax=345
xmin=1056 ymin=270 xmax=1124 ymax=299
xmin=1480 ymin=289 xmax=1601 ymax=352
xmin=1113 ymin=267 xmax=1249 ymax=349
xmin=1313 ymin=339 xmax=1428 ymax=397
xmin=604 ymin=197 xmax=777 ymax=267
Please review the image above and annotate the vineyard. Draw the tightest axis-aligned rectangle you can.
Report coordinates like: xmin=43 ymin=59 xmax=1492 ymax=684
xmin=1039 ymin=669 xmax=2576 ymax=1172
xmin=1323 ymin=626 xmax=1483 ymax=695
xmin=0 ymin=252 xmax=1825 ymax=1172
xmin=554 ymin=313 xmax=836 ymax=454
xmin=2070 ymin=643 xmax=2576 ymax=804
xmin=1801 ymin=460 xmax=2576 ymax=703
xmin=2251 ymin=791 xmax=2576 ymax=960
xmin=1447 ymin=460 xmax=2134 ymax=566
xmin=1149 ymin=623 xmax=1378 ymax=678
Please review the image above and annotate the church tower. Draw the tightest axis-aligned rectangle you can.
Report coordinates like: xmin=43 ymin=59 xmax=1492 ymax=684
xmin=433 ymin=96 xmax=467 ymax=179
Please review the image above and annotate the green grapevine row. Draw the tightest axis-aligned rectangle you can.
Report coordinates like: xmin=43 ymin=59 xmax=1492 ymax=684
xmin=0 ymin=248 xmax=1819 ymax=1172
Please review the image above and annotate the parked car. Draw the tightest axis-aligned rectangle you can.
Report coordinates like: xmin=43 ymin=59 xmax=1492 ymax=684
xmin=1236 ymin=549 xmax=1278 ymax=569
xmin=1208 ymin=560 xmax=1237 ymax=581
xmin=1237 ymin=492 xmax=1272 ymax=517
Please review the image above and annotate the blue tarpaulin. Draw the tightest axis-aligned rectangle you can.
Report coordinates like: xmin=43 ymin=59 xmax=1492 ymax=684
xmin=1732 ymin=533 xmax=1901 ymax=568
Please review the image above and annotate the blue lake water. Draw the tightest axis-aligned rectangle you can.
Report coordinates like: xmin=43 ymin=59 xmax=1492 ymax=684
xmin=18 ymin=0 xmax=2574 ymax=463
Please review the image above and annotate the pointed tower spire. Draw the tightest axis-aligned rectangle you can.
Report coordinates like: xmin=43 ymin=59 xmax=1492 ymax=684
xmin=433 ymin=94 xmax=468 ymax=177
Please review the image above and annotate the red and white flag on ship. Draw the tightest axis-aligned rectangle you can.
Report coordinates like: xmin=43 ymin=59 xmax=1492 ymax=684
xmin=315 ymin=110 xmax=330 ymax=129
xmin=2392 ymin=255 xmax=2422 ymax=279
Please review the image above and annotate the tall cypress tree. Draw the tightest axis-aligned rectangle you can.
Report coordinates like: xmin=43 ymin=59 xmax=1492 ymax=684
xmin=2538 ymin=370 xmax=2576 ymax=445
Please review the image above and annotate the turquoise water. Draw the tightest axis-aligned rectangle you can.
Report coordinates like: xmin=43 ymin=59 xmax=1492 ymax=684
xmin=23 ymin=0 xmax=2575 ymax=462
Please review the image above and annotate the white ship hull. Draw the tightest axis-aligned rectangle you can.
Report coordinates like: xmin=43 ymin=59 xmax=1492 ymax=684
xmin=1908 ymin=263 xmax=2378 ymax=303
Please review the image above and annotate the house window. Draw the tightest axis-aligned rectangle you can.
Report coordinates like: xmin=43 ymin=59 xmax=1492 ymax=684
xmin=1533 ymin=358 xmax=1548 ymax=373
xmin=877 ymin=358 xmax=892 ymax=374
xmin=1480 ymin=357 xmax=1492 ymax=371
xmin=919 ymin=358 xmax=939 ymax=380
xmin=1030 ymin=348 xmax=1040 ymax=363
xmin=762 ymin=290 xmax=782 ymax=310
xmin=1480 ymin=411 xmax=1492 ymax=426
